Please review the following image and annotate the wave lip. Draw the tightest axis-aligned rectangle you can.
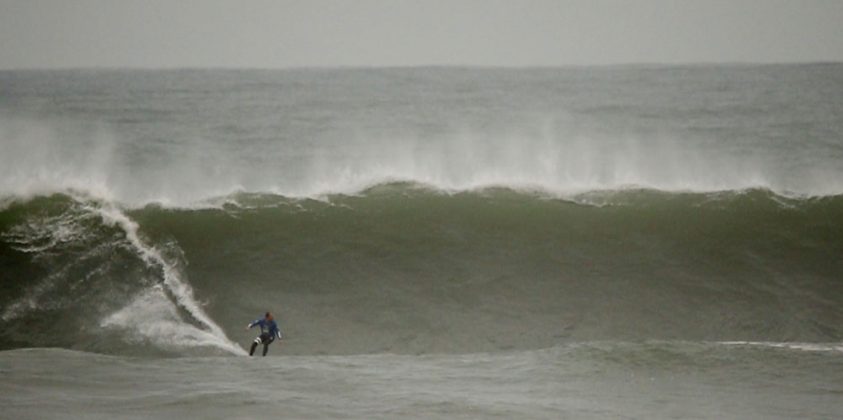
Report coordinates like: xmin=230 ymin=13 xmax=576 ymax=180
xmin=6 ymin=181 xmax=839 ymax=213
xmin=4 ymin=178 xmax=842 ymax=212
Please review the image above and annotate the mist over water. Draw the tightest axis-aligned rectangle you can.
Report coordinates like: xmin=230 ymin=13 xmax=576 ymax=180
xmin=2 ymin=65 xmax=842 ymax=207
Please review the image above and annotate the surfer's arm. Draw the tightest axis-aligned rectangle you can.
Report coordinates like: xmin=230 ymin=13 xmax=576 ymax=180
xmin=245 ymin=319 xmax=261 ymax=330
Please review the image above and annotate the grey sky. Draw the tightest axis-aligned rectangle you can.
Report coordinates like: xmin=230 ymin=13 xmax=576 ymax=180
xmin=1 ymin=0 xmax=842 ymax=69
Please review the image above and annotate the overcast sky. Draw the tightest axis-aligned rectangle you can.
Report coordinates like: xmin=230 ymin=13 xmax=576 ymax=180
xmin=1 ymin=0 xmax=842 ymax=69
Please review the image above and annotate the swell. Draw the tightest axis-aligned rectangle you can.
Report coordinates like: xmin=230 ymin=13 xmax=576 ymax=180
xmin=1 ymin=185 xmax=842 ymax=355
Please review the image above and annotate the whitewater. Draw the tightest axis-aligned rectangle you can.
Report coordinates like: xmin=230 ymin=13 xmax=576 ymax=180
xmin=1 ymin=65 xmax=842 ymax=419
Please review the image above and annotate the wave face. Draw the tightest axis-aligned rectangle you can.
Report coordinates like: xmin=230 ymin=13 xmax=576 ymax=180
xmin=1 ymin=65 xmax=843 ymax=355
xmin=1 ymin=187 xmax=842 ymax=355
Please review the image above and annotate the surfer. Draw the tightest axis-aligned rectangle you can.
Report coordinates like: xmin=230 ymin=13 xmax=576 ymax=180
xmin=246 ymin=311 xmax=282 ymax=356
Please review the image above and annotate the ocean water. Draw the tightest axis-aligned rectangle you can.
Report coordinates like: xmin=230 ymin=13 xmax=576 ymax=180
xmin=1 ymin=65 xmax=842 ymax=418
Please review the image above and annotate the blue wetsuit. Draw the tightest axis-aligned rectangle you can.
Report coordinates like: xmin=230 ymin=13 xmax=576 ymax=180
xmin=248 ymin=317 xmax=282 ymax=356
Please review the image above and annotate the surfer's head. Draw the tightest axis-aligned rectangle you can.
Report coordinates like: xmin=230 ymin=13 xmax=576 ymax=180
xmin=265 ymin=311 xmax=273 ymax=320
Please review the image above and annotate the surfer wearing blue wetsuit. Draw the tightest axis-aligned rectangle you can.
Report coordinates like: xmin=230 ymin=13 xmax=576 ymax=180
xmin=246 ymin=311 xmax=282 ymax=356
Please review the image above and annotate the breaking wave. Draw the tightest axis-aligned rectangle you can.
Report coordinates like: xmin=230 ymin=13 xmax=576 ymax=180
xmin=1 ymin=184 xmax=841 ymax=355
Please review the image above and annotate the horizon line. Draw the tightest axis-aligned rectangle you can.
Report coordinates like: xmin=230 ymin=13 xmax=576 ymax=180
xmin=2 ymin=60 xmax=842 ymax=72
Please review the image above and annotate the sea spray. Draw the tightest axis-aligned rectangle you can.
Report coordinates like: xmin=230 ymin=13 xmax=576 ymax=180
xmin=2 ymin=66 xmax=842 ymax=207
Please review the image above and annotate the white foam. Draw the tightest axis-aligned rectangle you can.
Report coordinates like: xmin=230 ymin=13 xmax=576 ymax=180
xmin=719 ymin=341 xmax=843 ymax=353
xmin=2 ymin=210 xmax=96 ymax=254
xmin=84 ymin=198 xmax=245 ymax=355
xmin=101 ymin=286 xmax=245 ymax=354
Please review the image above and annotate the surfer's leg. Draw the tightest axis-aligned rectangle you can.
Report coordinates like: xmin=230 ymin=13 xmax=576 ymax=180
xmin=255 ymin=333 xmax=272 ymax=356
xmin=250 ymin=336 xmax=262 ymax=356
